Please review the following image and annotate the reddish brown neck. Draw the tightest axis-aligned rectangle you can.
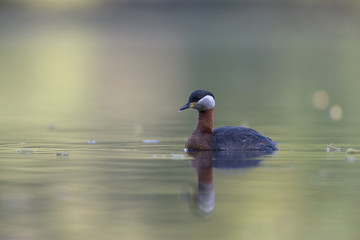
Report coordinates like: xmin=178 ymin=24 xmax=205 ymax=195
xmin=195 ymin=108 xmax=214 ymax=133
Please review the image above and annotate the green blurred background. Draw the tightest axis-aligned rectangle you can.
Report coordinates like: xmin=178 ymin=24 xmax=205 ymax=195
xmin=1 ymin=1 xmax=360 ymax=240
xmin=1 ymin=0 xmax=359 ymax=130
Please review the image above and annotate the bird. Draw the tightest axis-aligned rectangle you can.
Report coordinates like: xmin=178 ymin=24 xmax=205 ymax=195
xmin=179 ymin=90 xmax=278 ymax=152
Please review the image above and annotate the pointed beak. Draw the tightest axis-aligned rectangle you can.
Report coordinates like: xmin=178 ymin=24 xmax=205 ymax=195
xmin=179 ymin=103 xmax=190 ymax=111
xmin=179 ymin=102 xmax=196 ymax=112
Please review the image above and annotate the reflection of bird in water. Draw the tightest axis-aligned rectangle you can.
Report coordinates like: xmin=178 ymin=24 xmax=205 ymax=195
xmin=184 ymin=151 xmax=215 ymax=217
xmin=179 ymin=90 xmax=278 ymax=152
xmin=183 ymin=150 xmax=273 ymax=217
xmin=212 ymin=151 xmax=264 ymax=169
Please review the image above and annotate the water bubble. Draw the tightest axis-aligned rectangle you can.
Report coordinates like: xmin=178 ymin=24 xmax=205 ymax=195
xmin=55 ymin=152 xmax=69 ymax=157
xmin=142 ymin=140 xmax=160 ymax=144
xmin=16 ymin=149 xmax=35 ymax=155
xmin=88 ymin=140 xmax=96 ymax=144
xmin=171 ymin=154 xmax=186 ymax=160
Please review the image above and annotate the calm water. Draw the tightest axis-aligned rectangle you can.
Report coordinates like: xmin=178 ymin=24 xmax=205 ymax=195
xmin=1 ymin=7 xmax=360 ymax=240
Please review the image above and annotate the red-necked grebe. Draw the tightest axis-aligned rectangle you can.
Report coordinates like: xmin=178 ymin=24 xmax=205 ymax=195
xmin=179 ymin=90 xmax=278 ymax=152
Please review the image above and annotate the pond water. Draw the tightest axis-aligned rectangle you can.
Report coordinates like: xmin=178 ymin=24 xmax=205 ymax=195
xmin=1 ymin=7 xmax=360 ymax=240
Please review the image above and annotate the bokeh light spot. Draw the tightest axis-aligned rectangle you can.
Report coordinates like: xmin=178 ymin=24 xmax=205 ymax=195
xmin=330 ymin=104 xmax=343 ymax=121
xmin=312 ymin=90 xmax=330 ymax=110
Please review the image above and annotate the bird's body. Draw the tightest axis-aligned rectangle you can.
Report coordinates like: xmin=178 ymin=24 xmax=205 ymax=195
xmin=180 ymin=90 xmax=278 ymax=152
xmin=212 ymin=126 xmax=277 ymax=151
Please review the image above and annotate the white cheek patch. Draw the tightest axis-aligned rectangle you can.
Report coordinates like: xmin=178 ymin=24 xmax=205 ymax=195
xmin=195 ymin=95 xmax=215 ymax=110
